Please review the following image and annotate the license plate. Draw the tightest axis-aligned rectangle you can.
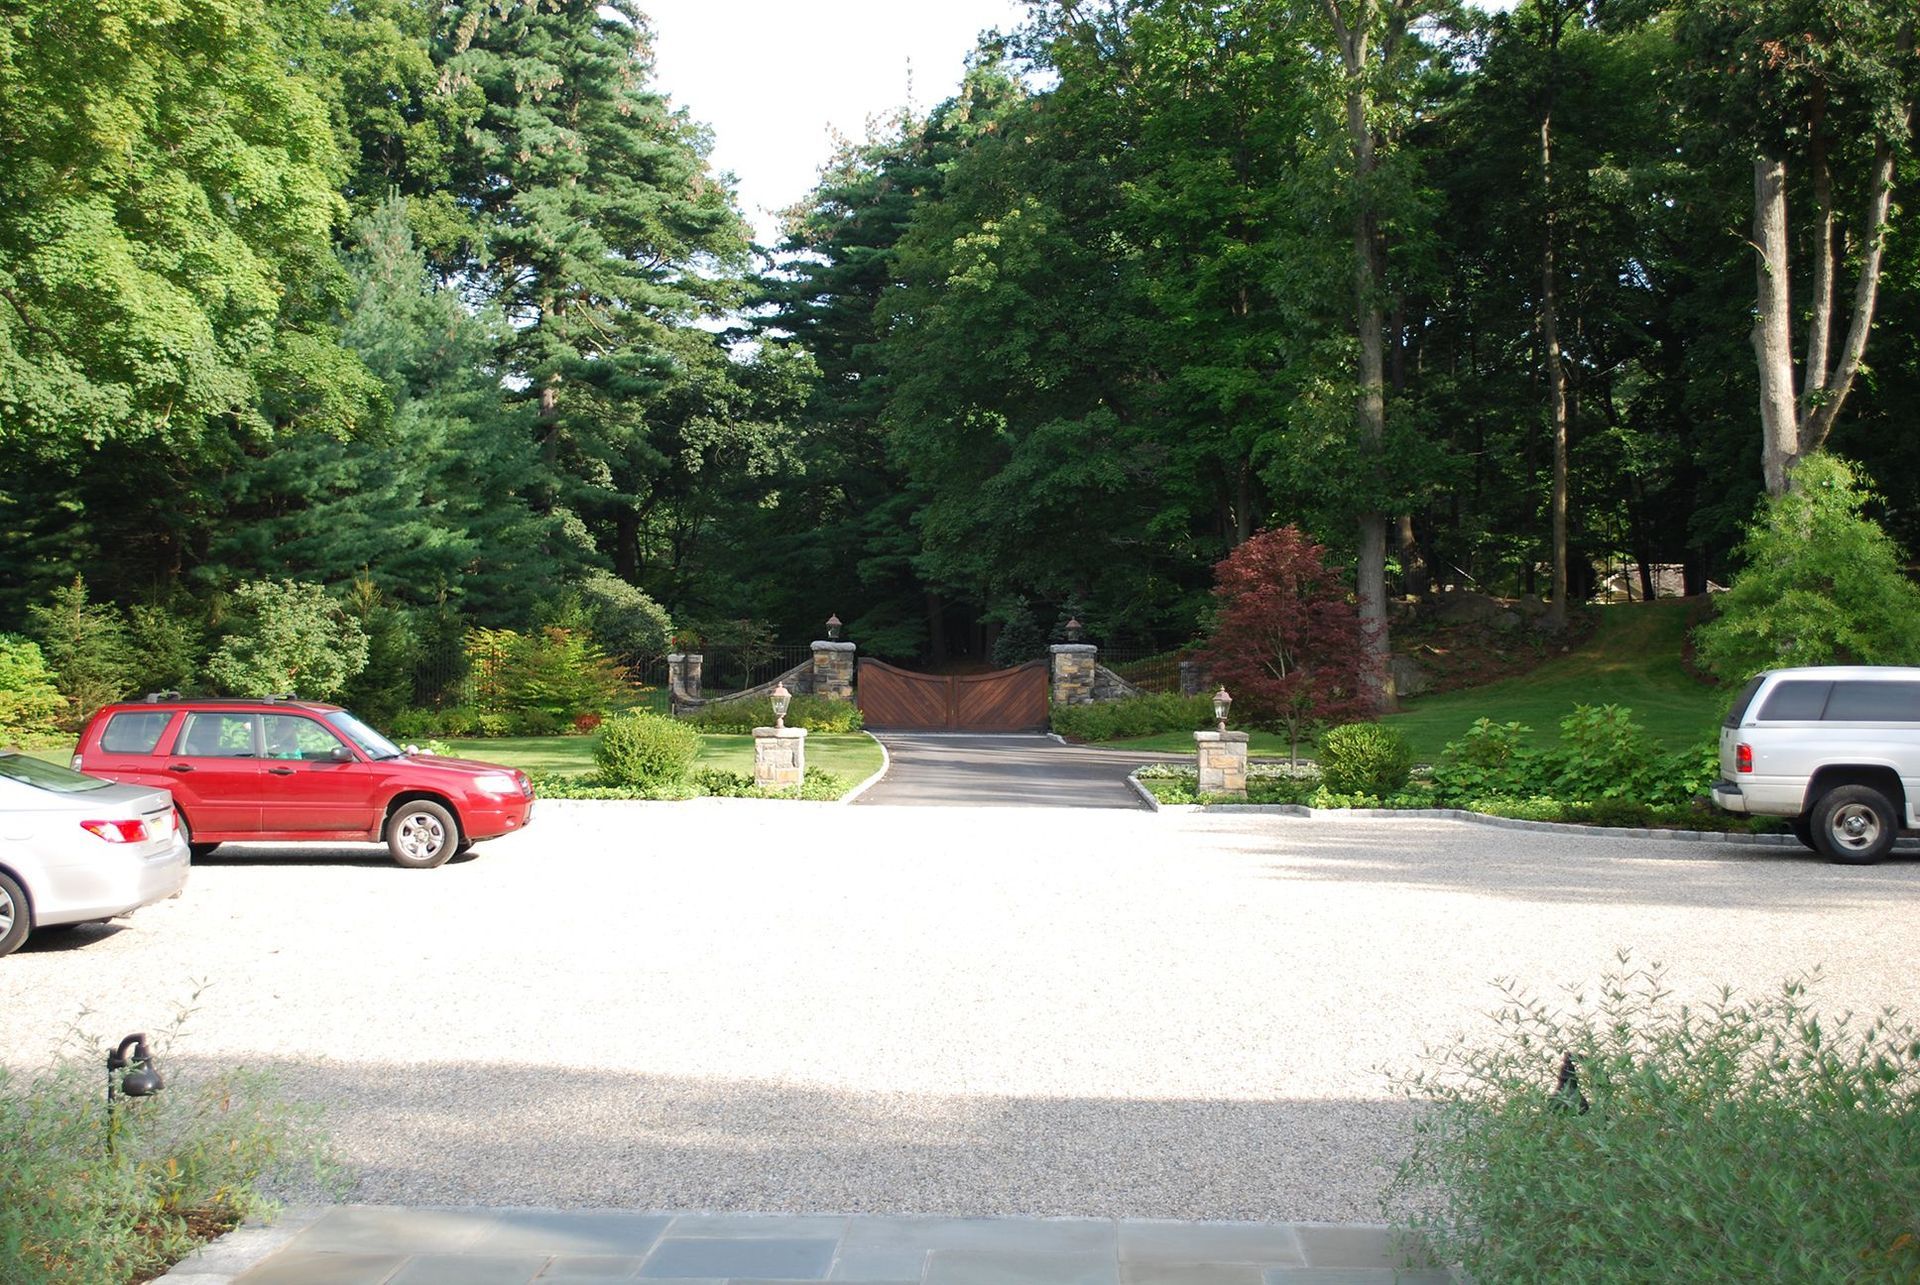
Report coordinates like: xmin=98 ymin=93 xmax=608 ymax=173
xmin=147 ymin=811 xmax=174 ymax=839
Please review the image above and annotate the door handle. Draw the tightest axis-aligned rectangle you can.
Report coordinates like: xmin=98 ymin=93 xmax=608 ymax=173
xmin=267 ymin=767 xmax=294 ymax=776
xmin=167 ymin=763 xmax=194 ymax=774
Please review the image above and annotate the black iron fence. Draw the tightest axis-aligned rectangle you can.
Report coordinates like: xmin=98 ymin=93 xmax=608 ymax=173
xmin=1099 ymin=648 xmax=1194 ymax=694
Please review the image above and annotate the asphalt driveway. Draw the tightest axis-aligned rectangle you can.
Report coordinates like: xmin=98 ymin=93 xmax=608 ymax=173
xmin=6 ymin=801 xmax=1919 ymax=1225
xmin=855 ymin=733 xmax=1155 ymax=807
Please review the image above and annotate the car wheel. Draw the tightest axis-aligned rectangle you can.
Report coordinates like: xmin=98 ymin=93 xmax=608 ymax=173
xmin=1811 ymin=785 xmax=1898 ymax=865
xmin=0 ymin=870 xmax=30 ymax=957
xmin=176 ymin=810 xmax=219 ymax=860
xmin=387 ymin=800 xmax=458 ymax=869
xmin=1787 ymin=816 xmax=1816 ymax=850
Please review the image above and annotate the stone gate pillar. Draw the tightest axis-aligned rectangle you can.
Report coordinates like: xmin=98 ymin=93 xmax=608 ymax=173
xmin=1194 ymin=730 xmax=1249 ymax=799
xmin=1049 ymin=643 xmax=1097 ymax=705
xmin=811 ymin=642 xmax=856 ymax=701
xmin=667 ymin=653 xmax=703 ymax=710
xmin=753 ymin=726 xmax=808 ymax=791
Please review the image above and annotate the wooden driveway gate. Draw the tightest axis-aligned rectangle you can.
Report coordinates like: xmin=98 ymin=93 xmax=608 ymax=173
xmin=856 ymin=659 xmax=1049 ymax=732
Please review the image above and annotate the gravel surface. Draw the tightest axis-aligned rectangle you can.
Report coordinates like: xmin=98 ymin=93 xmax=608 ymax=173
xmin=6 ymin=800 xmax=1920 ymax=1223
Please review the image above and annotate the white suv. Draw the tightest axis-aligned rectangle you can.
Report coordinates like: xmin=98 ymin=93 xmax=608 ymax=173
xmin=1712 ymin=666 xmax=1920 ymax=863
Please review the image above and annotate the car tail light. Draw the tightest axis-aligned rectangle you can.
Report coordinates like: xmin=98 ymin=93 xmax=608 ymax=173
xmin=81 ymin=819 xmax=150 ymax=844
xmin=1736 ymin=743 xmax=1753 ymax=774
xmin=70 ymin=755 xmax=83 ymax=770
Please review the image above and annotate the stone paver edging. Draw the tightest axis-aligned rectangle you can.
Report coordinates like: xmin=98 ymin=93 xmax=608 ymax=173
xmin=157 ymin=1205 xmax=1449 ymax=1284
xmin=1126 ymin=766 xmax=1802 ymax=847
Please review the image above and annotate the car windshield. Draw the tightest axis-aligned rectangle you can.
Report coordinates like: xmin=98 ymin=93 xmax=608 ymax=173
xmin=0 ymin=751 xmax=114 ymax=793
xmin=325 ymin=711 xmax=406 ymax=761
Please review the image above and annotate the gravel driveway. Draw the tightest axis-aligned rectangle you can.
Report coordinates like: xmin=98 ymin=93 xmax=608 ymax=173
xmin=5 ymin=800 xmax=1919 ymax=1223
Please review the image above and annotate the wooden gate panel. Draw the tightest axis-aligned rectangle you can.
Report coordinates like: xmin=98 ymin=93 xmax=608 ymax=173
xmin=857 ymin=660 xmax=954 ymax=730
xmin=858 ymin=658 xmax=1050 ymax=732
xmin=953 ymin=661 xmax=1049 ymax=732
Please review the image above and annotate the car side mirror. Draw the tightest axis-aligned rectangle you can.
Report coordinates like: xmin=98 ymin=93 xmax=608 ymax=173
xmin=330 ymin=746 xmax=353 ymax=763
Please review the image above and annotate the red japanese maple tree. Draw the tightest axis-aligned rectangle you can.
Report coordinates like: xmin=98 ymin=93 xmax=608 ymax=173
xmin=1200 ymin=525 xmax=1379 ymax=762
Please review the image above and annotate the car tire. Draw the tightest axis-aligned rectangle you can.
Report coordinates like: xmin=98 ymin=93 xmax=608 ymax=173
xmin=1811 ymin=785 xmax=1899 ymax=865
xmin=1787 ymin=816 xmax=1816 ymax=850
xmin=177 ymin=810 xmax=219 ymax=860
xmin=0 ymin=870 xmax=30 ymax=957
xmin=387 ymin=800 xmax=458 ymax=869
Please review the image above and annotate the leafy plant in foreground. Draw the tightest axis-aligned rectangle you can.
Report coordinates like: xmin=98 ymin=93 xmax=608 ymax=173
xmin=1388 ymin=957 xmax=1920 ymax=1283
xmin=2 ymin=1005 xmax=335 ymax=1285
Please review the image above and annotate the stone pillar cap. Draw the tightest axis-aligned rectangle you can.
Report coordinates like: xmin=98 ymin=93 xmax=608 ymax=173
xmin=1193 ymin=730 xmax=1251 ymax=743
xmin=752 ymin=726 xmax=810 ymax=739
xmin=810 ymin=641 xmax=857 ymax=652
xmin=1049 ymin=643 xmax=1098 ymax=654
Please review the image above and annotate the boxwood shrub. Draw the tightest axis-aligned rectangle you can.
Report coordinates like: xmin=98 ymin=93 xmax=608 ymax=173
xmin=594 ymin=710 xmax=698 ymax=787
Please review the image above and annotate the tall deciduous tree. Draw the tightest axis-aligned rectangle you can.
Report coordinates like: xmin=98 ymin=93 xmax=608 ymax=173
xmin=1311 ymin=0 xmax=1440 ymax=701
xmin=1678 ymin=0 xmax=1917 ymax=494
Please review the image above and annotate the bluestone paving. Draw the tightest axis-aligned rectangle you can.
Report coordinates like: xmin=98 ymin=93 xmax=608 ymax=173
xmin=182 ymin=1209 xmax=1446 ymax=1285
xmin=921 ymin=1248 xmax=1121 ymax=1285
xmin=639 ymin=1236 xmax=841 ymax=1279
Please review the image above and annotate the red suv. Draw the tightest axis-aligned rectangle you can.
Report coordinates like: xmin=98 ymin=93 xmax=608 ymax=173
xmin=73 ymin=696 xmax=534 ymax=868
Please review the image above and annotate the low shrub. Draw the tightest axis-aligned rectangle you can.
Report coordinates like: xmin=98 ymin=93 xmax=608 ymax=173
xmin=1428 ymin=718 xmax=1542 ymax=804
xmin=573 ymin=712 xmax=603 ymax=734
xmin=1389 ymin=958 xmax=1920 ymax=1282
xmin=681 ymin=694 xmax=864 ymax=734
xmin=1051 ymin=693 xmax=1214 ymax=742
xmin=594 ymin=711 xmax=699 ymax=787
xmin=1319 ymin=723 xmax=1414 ymax=796
xmin=3 ymin=1017 xmax=334 ymax=1285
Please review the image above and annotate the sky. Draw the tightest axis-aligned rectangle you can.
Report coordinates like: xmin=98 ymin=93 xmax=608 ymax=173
xmin=642 ymin=1 xmax=1031 ymax=247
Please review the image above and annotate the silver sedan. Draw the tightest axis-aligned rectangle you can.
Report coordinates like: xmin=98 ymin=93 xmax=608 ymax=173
xmin=0 ymin=750 xmax=189 ymax=956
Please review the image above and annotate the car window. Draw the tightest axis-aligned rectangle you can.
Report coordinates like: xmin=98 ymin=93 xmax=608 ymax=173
xmin=0 ymin=751 xmax=114 ymax=793
xmin=175 ymin=713 xmax=260 ymax=758
xmin=263 ymin=714 xmax=346 ymax=761
xmin=1757 ymin=680 xmax=1832 ymax=721
xmin=1722 ymin=675 xmax=1766 ymax=728
xmin=1824 ymin=681 xmax=1920 ymax=722
xmin=325 ymin=711 xmax=402 ymax=760
xmin=102 ymin=710 xmax=174 ymax=754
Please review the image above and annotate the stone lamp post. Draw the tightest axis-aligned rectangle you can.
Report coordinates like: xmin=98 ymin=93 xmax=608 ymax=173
xmin=753 ymin=681 xmax=807 ymax=791
xmin=1194 ymin=685 xmax=1248 ymax=799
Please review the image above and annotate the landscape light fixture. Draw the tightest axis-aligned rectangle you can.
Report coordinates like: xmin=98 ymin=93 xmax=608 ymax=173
xmin=1065 ymin=617 xmax=1084 ymax=643
xmin=826 ymin=614 xmax=842 ymax=641
xmin=1213 ymin=686 xmax=1232 ymax=732
xmin=106 ymin=1032 xmax=164 ymax=1154
xmin=771 ymin=682 xmax=792 ymax=730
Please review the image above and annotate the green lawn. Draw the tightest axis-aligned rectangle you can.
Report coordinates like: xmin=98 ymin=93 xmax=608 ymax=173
xmin=1092 ymin=600 xmax=1728 ymax=764
xmin=445 ymin=731 xmax=885 ymax=785
xmin=1382 ymin=599 xmax=1729 ymax=760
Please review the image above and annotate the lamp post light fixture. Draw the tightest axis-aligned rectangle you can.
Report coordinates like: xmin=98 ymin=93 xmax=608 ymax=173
xmin=771 ymin=681 xmax=792 ymax=731
xmin=826 ymin=613 xmax=843 ymax=641
xmin=1065 ymin=617 xmax=1084 ymax=643
xmin=1213 ymin=686 xmax=1233 ymax=733
xmin=107 ymin=1032 xmax=163 ymax=1154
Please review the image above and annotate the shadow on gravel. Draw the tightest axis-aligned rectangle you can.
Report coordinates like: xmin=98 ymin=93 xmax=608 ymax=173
xmin=1183 ymin=814 xmax=1920 ymax=911
xmin=181 ymin=1053 xmax=1422 ymax=1224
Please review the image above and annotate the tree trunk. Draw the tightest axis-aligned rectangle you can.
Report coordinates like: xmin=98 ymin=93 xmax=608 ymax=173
xmin=1541 ymin=108 xmax=1570 ymax=630
xmin=1752 ymin=154 xmax=1800 ymax=495
xmin=1328 ymin=1 xmax=1393 ymax=711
